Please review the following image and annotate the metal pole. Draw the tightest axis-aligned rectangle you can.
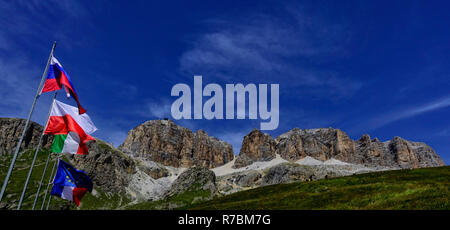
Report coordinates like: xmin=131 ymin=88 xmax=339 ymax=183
xmin=46 ymin=156 xmax=60 ymax=210
xmin=40 ymin=154 xmax=57 ymax=210
xmin=17 ymin=93 xmax=57 ymax=209
xmin=0 ymin=41 xmax=57 ymax=203
xmin=32 ymin=149 xmax=51 ymax=210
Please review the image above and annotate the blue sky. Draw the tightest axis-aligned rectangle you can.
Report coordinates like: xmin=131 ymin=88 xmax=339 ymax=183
xmin=0 ymin=0 xmax=449 ymax=164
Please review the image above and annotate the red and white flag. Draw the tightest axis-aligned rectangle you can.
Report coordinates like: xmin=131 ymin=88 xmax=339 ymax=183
xmin=45 ymin=100 xmax=97 ymax=155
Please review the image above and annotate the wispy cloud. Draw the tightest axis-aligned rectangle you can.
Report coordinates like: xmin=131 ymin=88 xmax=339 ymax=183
xmin=436 ymin=128 xmax=450 ymax=137
xmin=0 ymin=56 xmax=41 ymax=117
xmin=147 ymin=101 xmax=172 ymax=119
xmin=0 ymin=1 xmax=94 ymax=117
xmin=179 ymin=7 xmax=360 ymax=98
xmin=366 ymin=96 xmax=450 ymax=130
xmin=0 ymin=1 xmax=94 ymax=51
xmin=132 ymin=99 xmax=172 ymax=119
xmin=0 ymin=1 xmax=107 ymax=134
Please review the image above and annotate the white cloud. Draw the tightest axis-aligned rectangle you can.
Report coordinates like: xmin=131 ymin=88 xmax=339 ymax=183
xmin=436 ymin=128 xmax=450 ymax=137
xmin=0 ymin=1 xmax=102 ymax=130
xmin=0 ymin=57 xmax=41 ymax=117
xmin=367 ymin=96 xmax=450 ymax=130
xmin=148 ymin=101 xmax=171 ymax=119
xmin=0 ymin=1 xmax=93 ymax=51
xmin=0 ymin=1 xmax=98 ymax=113
xmin=178 ymin=8 xmax=360 ymax=99
xmin=133 ymin=100 xmax=172 ymax=119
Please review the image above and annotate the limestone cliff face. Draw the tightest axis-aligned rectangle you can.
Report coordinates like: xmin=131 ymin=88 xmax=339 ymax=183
xmin=0 ymin=117 xmax=444 ymax=181
xmin=233 ymin=129 xmax=277 ymax=168
xmin=275 ymin=128 xmax=357 ymax=163
xmin=355 ymin=134 xmax=392 ymax=167
xmin=356 ymin=135 xmax=444 ymax=168
xmin=70 ymin=141 xmax=136 ymax=194
xmin=118 ymin=120 xmax=234 ymax=168
xmin=232 ymin=127 xmax=444 ymax=169
xmin=0 ymin=117 xmax=446 ymax=208
xmin=0 ymin=118 xmax=51 ymax=155
xmin=276 ymin=129 xmax=445 ymax=169
xmin=401 ymin=139 xmax=445 ymax=168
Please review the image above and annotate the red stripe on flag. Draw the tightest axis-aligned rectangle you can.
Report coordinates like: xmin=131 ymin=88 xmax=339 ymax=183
xmin=77 ymin=143 xmax=90 ymax=155
xmin=45 ymin=115 xmax=95 ymax=155
xmin=72 ymin=187 xmax=88 ymax=206
xmin=41 ymin=78 xmax=62 ymax=93
xmin=59 ymin=72 xmax=87 ymax=114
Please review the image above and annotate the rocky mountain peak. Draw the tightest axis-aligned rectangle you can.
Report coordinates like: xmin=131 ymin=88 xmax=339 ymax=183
xmin=118 ymin=119 xmax=234 ymax=168
xmin=358 ymin=134 xmax=371 ymax=143
xmin=0 ymin=118 xmax=52 ymax=155
xmin=387 ymin=137 xmax=422 ymax=168
xmin=275 ymin=127 xmax=357 ymax=163
xmin=233 ymin=129 xmax=276 ymax=168
xmin=234 ymin=127 xmax=445 ymax=169
xmin=0 ymin=116 xmax=446 ymax=210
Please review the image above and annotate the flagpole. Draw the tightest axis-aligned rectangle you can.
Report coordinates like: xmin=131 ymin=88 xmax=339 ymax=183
xmin=32 ymin=149 xmax=51 ymax=210
xmin=46 ymin=156 xmax=60 ymax=210
xmin=40 ymin=155 xmax=58 ymax=210
xmin=0 ymin=41 xmax=57 ymax=203
xmin=17 ymin=92 xmax=58 ymax=210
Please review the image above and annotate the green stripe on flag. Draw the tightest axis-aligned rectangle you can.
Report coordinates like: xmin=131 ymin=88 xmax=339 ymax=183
xmin=51 ymin=134 xmax=68 ymax=153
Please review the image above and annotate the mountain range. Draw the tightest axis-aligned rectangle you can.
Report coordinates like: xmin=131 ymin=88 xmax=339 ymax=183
xmin=0 ymin=117 xmax=445 ymax=209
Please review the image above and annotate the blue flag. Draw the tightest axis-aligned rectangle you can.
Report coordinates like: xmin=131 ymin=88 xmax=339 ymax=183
xmin=50 ymin=160 xmax=93 ymax=206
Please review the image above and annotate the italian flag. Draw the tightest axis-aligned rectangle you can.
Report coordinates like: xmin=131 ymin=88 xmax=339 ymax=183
xmin=45 ymin=100 xmax=97 ymax=155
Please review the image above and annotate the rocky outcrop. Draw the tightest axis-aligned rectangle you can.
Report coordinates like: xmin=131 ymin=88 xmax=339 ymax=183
xmin=275 ymin=128 xmax=357 ymax=163
xmin=233 ymin=129 xmax=276 ymax=168
xmin=233 ymin=170 xmax=262 ymax=187
xmin=215 ymin=170 xmax=263 ymax=195
xmin=356 ymin=135 xmax=444 ymax=168
xmin=216 ymin=161 xmax=378 ymax=193
xmin=261 ymin=163 xmax=334 ymax=186
xmin=118 ymin=120 xmax=234 ymax=168
xmin=225 ymin=170 xmax=262 ymax=187
xmin=70 ymin=140 xmax=136 ymax=193
xmin=400 ymin=139 xmax=445 ymax=168
xmin=0 ymin=118 xmax=51 ymax=155
xmin=193 ymin=130 xmax=234 ymax=168
xmin=0 ymin=116 xmax=445 ymax=206
xmin=277 ymin=129 xmax=445 ymax=169
xmin=136 ymin=160 xmax=169 ymax=179
xmin=356 ymin=134 xmax=395 ymax=167
xmin=165 ymin=166 xmax=217 ymax=197
xmin=259 ymin=162 xmax=378 ymax=186
xmin=231 ymin=127 xmax=444 ymax=170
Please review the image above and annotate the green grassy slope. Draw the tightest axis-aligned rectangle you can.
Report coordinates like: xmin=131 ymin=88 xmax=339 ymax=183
xmin=0 ymin=149 xmax=71 ymax=209
xmin=76 ymin=187 xmax=131 ymax=210
xmin=184 ymin=166 xmax=450 ymax=210
xmin=2 ymin=149 xmax=448 ymax=210
xmin=0 ymin=148 xmax=131 ymax=210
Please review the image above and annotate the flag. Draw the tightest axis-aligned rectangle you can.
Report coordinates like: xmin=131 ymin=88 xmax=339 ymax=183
xmin=45 ymin=100 xmax=97 ymax=155
xmin=41 ymin=56 xmax=87 ymax=114
xmin=50 ymin=160 xmax=93 ymax=206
